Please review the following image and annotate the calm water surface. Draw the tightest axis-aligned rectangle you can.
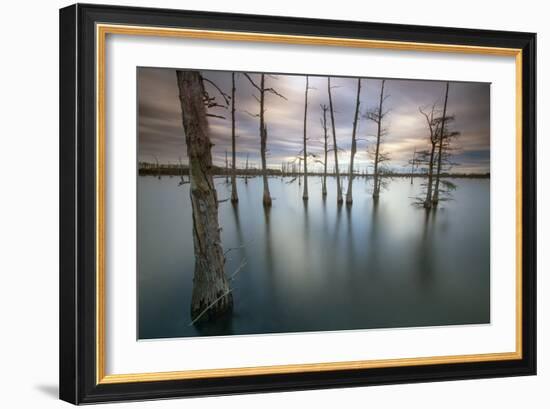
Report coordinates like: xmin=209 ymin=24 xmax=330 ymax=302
xmin=138 ymin=176 xmax=490 ymax=339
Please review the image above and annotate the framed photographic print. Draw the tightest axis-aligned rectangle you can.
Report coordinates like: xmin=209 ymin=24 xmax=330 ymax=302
xmin=59 ymin=3 xmax=536 ymax=404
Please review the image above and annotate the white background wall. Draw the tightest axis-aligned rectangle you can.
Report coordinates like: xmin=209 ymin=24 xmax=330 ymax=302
xmin=0 ymin=0 xmax=546 ymax=407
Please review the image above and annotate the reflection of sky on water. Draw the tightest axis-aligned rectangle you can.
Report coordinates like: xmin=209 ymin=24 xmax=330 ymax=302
xmin=138 ymin=176 xmax=489 ymax=339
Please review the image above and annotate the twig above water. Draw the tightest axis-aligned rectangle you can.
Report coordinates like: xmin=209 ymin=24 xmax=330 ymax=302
xmin=223 ymin=244 xmax=246 ymax=257
xmin=229 ymin=259 xmax=247 ymax=282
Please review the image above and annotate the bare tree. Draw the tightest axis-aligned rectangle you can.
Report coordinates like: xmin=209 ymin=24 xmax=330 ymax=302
xmin=320 ymin=104 xmax=329 ymax=196
xmin=366 ymin=79 xmax=390 ymax=199
xmin=433 ymin=82 xmax=449 ymax=205
xmin=230 ymin=72 xmax=238 ymax=202
xmin=243 ymin=73 xmax=287 ymax=207
xmin=417 ymin=84 xmax=459 ymax=208
xmin=176 ymin=70 xmax=232 ymax=322
xmin=346 ymin=78 xmax=362 ymax=205
xmin=302 ymin=76 xmax=311 ymax=201
xmin=418 ymin=103 xmax=440 ymax=208
xmin=328 ymin=77 xmax=343 ymax=204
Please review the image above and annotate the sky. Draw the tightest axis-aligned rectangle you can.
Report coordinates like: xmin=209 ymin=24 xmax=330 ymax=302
xmin=138 ymin=67 xmax=490 ymax=174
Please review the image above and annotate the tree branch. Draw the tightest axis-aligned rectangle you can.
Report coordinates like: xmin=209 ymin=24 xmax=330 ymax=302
xmin=243 ymin=73 xmax=261 ymax=91
xmin=201 ymin=77 xmax=231 ymax=106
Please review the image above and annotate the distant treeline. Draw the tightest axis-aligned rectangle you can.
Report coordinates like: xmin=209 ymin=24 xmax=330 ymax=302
xmin=138 ymin=162 xmax=489 ymax=179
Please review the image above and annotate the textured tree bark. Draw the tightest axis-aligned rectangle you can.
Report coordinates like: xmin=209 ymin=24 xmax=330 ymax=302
xmin=346 ymin=78 xmax=361 ymax=205
xmin=176 ymin=70 xmax=233 ymax=323
xmin=230 ymin=73 xmax=238 ymax=203
xmin=328 ymin=77 xmax=343 ymax=204
xmin=432 ymin=82 xmax=450 ymax=205
xmin=372 ymin=80 xmax=386 ymax=199
xmin=302 ymin=76 xmax=309 ymax=201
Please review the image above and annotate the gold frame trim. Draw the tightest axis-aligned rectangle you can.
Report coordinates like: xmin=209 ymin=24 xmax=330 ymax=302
xmin=96 ymin=23 xmax=523 ymax=385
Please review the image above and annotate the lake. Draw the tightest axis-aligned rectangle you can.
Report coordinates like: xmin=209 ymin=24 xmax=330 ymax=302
xmin=138 ymin=175 xmax=490 ymax=339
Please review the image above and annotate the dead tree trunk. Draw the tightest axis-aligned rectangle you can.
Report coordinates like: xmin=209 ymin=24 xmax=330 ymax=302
xmin=328 ymin=77 xmax=343 ymax=204
xmin=372 ymin=79 xmax=386 ymax=199
xmin=433 ymin=82 xmax=450 ymax=205
xmin=418 ymin=104 xmax=439 ymax=208
xmin=346 ymin=78 xmax=361 ymax=205
xmin=302 ymin=76 xmax=309 ymax=201
xmin=243 ymin=73 xmax=286 ymax=207
xmin=260 ymin=120 xmax=272 ymax=206
xmin=425 ymin=142 xmax=437 ymax=207
xmin=256 ymin=74 xmax=272 ymax=206
xmin=230 ymin=72 xmax=238 ymax=203
xmin=321 ymin=104 xmax=329 ymax=196
xmin=176 ymin=70 xmax=233 ymax=322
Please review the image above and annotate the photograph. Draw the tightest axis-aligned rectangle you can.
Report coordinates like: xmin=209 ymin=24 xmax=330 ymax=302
xmin=54 ymin=2 xmax=537 ymax=404
xmin=137 ymin=67 xmax=491 ymax=339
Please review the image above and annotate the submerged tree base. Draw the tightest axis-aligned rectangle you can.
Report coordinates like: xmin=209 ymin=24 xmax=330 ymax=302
xmin=191 ymin=285 xmax=234 ymax=324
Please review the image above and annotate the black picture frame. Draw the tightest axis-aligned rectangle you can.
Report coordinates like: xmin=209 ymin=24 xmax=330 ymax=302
xmin=60 ymin=3 xmax=536 ymax=404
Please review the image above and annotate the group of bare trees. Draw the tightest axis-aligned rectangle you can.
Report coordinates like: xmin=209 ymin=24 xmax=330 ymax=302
xmin=416 ymin=82 xmax=460 ymax=209
xmin=175 ymin=70 xmax=459 ymax=325
xmin=189 ymin=72 xmax=405 ymax=209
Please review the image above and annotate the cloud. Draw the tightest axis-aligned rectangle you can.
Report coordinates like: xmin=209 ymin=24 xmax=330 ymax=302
xmin=138 ymin=68 xmax=490 ymax=173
